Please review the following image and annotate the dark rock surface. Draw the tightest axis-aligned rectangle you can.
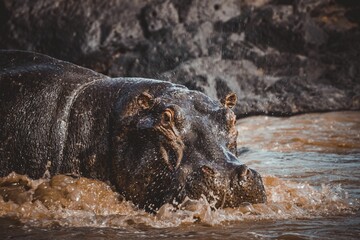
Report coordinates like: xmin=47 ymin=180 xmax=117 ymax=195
xmin=1 ymin=0 xmax=359 ymax=116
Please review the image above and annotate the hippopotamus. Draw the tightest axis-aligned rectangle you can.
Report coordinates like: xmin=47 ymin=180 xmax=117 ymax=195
xmin=0 ymin=50 xmax=266 ymax=212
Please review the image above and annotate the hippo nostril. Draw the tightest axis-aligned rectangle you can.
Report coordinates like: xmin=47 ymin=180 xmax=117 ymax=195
xmin=237 ymin=165 xmax=251 ymax=178
xmin=201 ymin=165 xmax=215 ymax=176
xmin=240 ymin=169 xmax=249 ymax=177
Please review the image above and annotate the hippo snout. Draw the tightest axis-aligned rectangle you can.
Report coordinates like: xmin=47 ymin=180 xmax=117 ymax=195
xmin=182 ymin=163 xmax=266 ymax=209
xmin=227 ymin=165 xmax=267 ymax=206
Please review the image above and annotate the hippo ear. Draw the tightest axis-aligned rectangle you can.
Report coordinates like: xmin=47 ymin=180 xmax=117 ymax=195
xmin=137 ymin=92 xmax=155 ymax=110
xmin=221 ymin=92 xmax=237 ymax=109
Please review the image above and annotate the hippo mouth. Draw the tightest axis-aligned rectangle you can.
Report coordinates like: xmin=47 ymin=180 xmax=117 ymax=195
xmin=177 ymin=164 xmax=267 ymax=209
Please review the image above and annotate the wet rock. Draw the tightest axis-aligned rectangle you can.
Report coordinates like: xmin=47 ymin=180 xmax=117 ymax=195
xmin=142 ymin=0 xmax=179 ymax=33
xmin=1 ymin=0 xmax=359 ymax=116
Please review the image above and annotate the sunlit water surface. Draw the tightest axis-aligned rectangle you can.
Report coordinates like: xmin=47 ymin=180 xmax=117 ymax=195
xmin=1 ymin=111 xmax=359 ymax=239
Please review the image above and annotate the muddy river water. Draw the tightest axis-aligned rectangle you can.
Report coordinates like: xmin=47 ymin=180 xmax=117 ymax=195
xmin=1 ymin=111 xmax=359 ymax=239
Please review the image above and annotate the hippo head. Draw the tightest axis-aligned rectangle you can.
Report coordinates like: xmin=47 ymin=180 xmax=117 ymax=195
xmin=111 ymin=81 xmax=266 ymax=212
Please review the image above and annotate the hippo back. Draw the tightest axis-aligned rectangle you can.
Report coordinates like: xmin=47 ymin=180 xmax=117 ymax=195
xmin=0 ymin=50 xmax=108 ymax=178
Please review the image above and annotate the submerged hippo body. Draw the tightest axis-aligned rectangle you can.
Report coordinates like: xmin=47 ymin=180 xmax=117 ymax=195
xmin=0 ymin=50 xmax=266 ymax=211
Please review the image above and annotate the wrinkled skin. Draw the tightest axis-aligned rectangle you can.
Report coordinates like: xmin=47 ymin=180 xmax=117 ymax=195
xmin=0 ymin=50 xmax=266 ymax=212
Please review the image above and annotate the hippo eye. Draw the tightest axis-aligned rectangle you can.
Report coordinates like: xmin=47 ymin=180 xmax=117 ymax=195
xmin=161 ymin=109 xmax=174 ymax=126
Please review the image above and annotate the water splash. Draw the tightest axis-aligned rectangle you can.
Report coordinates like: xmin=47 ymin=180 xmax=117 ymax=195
xmin=0 ymin=172 xmax=357 ymax=228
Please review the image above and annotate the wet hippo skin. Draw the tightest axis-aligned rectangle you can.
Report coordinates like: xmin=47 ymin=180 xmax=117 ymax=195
xmin=0 ymin=50 xmax=266 ymax=212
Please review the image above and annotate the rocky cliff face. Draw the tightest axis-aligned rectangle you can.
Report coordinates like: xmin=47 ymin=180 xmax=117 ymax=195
xmin=1 ymin=0 xmax=359 ymax=116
